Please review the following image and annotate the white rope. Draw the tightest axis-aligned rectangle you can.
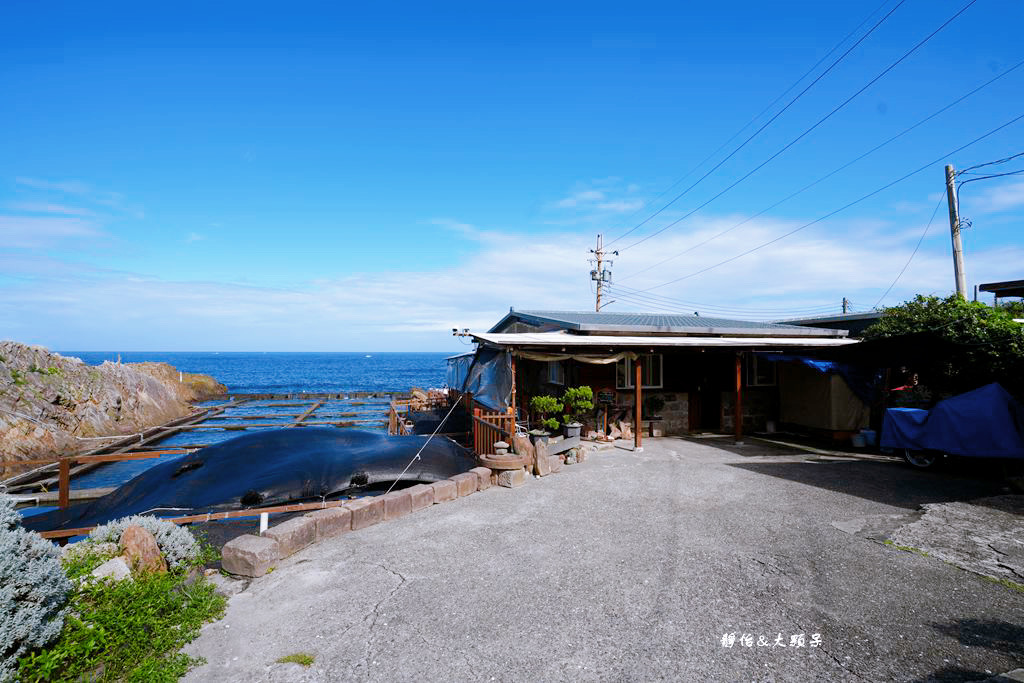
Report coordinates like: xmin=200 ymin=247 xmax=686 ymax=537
xmin=382 ymin=396 xmax=463 ymax=496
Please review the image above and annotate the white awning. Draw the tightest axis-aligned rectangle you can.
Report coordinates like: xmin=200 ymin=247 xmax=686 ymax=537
xmin=471 ymin=330 xmax=858 ymax=348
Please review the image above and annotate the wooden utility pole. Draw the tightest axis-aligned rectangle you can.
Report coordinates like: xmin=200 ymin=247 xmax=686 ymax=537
xmin=590 ymin=234 xmax=617 ymax=312
xmin=944 ymin=164 xmax=968 ymax=299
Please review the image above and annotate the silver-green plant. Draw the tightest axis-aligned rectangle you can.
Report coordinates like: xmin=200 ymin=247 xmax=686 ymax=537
xmin=0 ymin=494 xmax=72 ymax=681
xmin=87 ymin=515 xmax=199 ymax=570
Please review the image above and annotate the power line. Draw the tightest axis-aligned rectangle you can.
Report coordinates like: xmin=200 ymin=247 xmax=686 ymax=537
xmin=632 ymin=111 xmax=1024 ymax=292
xmin=601 ymin=0 xmax=892 ymax=239
xmin=609 ymin=283 xmax=843 ymax=314
xmin=618 ymin=57 xmax=1024 ymax=282
xmin=617 ymin=0 xmax=980 ymax=255
xmin=957 ymin=150 xmax=1024 ymax=174
xmin=956 ymin=167 xmax=1024 ymax=209
xmin=606 ymin=285 xmax=849 ymax=318
xmin=604 ymin=0 xmax=908 ymax=248
xmin=872 ymin=194 xmax=946 ymax=309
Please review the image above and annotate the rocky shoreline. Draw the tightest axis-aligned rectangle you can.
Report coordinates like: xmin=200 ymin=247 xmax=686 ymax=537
xmin=0 ymin=341 xmax=225 ymax=470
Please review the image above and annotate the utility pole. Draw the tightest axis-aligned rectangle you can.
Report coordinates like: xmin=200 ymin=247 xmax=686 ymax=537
xmin=842 ymin=297 xmax=850 ymax=314
xmin=589 ymin=234 xmax=617 ymax=312
xmin=944 ymin=164 xmax=968 ymax=300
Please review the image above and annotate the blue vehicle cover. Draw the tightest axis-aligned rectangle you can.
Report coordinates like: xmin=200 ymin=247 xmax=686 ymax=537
xmin=881 ymin=383 xmax=1024 ymax=458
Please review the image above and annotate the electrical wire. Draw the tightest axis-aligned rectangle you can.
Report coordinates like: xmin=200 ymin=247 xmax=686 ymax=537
xmin=602 ymin=0 xmax=893 ymax=237
xmin=632 ymin=111 xmax=1024 ymax=292
xmin=609 ymin=283 xmax=844 ymax=314
xmin=617 ymin=0 xmax=980 ymax=254
xmin=604 ymin=0 xmax=908 ymax=248
xmin=606 ymin=286 xmax=849 ymax=318
xmin=617 ymin=57 xmax=1024 ymax=282
xmin=957 ymin=150 xmax=1024 ymax=174
xmin=872 ymin=194 xmax=946 ymax=309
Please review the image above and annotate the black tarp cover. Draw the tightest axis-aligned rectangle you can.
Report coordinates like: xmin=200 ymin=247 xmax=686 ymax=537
xmin=23 ymin=428 xmax=476 ymax=533
xmin=459 ymin=347 xmax=513 ymax=411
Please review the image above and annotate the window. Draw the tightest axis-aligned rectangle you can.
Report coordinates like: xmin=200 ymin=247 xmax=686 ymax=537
xmin=616 ymin=354 xmax=663 ymax=389
xmin=747 ymin=354 xmax=777 ymax=387
xmin=546 ymin=360 xmax=565 ymax=385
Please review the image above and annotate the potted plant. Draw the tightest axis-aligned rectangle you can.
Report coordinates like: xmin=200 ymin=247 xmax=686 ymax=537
xmin=529 ymin=395 xmax=562 ymax=444
xmin=561 ymin=385 xmax=593 ymax=439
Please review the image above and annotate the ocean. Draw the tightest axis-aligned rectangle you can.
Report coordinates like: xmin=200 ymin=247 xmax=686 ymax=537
xmin=60 ymin=351 xmax=455 ymax=394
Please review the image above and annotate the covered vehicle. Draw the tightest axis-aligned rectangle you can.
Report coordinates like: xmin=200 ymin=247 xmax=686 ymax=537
xmin=881 ymin=383 xmax=1024 ymax=468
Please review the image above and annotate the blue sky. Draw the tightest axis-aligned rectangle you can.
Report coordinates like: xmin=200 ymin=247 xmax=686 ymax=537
xmin=2 ymin=0 xmax=1022 ymax=351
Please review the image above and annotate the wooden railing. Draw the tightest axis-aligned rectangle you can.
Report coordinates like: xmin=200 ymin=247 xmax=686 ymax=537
xmin=471 ymin=406 xmax=515 ymax=456
xmin=387 ymin=391 xmax=449 ymax=436
xmin=7 ymin=449 xmax=194 ymax=509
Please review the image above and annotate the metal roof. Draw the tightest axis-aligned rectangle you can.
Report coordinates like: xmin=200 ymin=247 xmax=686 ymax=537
xmin=472 ymin=330 xmax=857 ymax=348
xmin=979 ymin=280 xmax=1024 ymax=298
xmin=489 ymin=309 xmax=847 ymax=337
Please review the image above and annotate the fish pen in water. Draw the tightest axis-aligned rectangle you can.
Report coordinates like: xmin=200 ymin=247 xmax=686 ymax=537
xmin=2 ymin=392 xmax=405 ymax=509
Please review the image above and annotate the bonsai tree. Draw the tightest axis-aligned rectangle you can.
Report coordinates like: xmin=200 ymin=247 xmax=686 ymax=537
xmin=529 ymin=395 xmax=562 ymax=433
xmin=561 ymin=386 xmax=594 ymax=426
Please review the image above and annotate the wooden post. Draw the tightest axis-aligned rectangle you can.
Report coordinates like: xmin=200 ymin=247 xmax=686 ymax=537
xmin=58 ymin=458 xmax=70 ymax=509
xmin=634 ymin=359 xmax=643 ymax=450
xmin=734 ymin=352 xmax=744 ymax=445
xmin=509 ymin=354 xmax=517 ymax=422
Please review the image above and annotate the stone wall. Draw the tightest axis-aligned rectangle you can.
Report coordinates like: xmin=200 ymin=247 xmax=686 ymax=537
xmin=0 ymin=341 xmax=226 ymax=466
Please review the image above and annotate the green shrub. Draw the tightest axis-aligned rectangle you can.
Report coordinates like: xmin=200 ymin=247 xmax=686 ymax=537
xmin=561 ymin=386 xmax=593 ymax=424
xmin=0 ymin=495 xmax=72 ymax=681
xmin=529 ymin=395 xmax=563 ymax=432
xmin=18 ymin=565 xmax=226 ymax=682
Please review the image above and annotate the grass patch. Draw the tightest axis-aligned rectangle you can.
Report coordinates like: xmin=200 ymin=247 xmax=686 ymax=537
xmin=883 ymin=539 xmax=931 ymax=557
xmin=18 ymin=534 xmax=226 ymax=682
xmin=276 ymin=653 xmax=315 ymax=667
xmin=979 ymin=574 xmax=1024 ymax=594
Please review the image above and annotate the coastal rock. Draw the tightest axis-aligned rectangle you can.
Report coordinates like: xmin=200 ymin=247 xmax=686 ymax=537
xmin=119 ymin=526 xmax=167 ymax=573
xmin=0 ymin=341 xmax=225 ymax=473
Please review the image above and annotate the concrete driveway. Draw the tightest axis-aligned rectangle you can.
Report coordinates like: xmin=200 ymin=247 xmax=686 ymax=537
xmin=183 ymin=437 xmax=1023 ymax=682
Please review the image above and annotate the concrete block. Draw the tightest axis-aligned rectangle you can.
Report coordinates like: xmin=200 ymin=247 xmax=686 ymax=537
xmin=430 ymin=479 xmax=457 ymax=503
xmin=497 ymin=467 xmax=527 ymax=488
xmin=222 ymin=534 xmax=280 ymax=578
xmin=345 ymin=496 xmax=385 ymax=530
xmin=264 ymin=516 xmax=316 ymax=556
xmin=470 ymin=466 xmax=492 ymax=490
xmin=451 ymin=472 xmax=478 ymax=497
xmin=406 ymin=483 xmax=434 ymax=510
xmin=383 ymin=489 xmax=413 ymax=520
xmin=305 ymin=507 xmax=351 ymax=540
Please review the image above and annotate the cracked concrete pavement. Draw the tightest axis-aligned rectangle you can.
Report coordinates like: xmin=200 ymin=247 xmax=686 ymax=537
xmin=182 ymin=437 xmax=1023 ymax=682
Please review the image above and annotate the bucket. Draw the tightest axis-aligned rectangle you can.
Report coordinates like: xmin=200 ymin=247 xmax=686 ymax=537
xmin=851 ymin=433 xmax=866 ymax=448
xmin=861 ymin=429 xmax=877 ymax=447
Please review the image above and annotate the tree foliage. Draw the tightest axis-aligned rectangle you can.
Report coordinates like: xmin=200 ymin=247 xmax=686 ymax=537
xmin=862 ymin=295 xmax=1024 ymax=397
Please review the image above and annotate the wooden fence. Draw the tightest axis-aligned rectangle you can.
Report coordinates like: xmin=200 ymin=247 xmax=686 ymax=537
xmin=471 ymin=406 xmax=515 ymax=456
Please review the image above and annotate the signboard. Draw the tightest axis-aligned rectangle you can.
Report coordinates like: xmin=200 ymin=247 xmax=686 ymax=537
xmin=596 ymin=388 xmax=616 ymax=405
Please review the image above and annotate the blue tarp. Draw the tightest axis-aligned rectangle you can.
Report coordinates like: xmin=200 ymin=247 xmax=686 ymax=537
xmin=880 ymin=383 xmax=1024 ymax=459
xmin=753 ymin=353 xmax=882 ymax=404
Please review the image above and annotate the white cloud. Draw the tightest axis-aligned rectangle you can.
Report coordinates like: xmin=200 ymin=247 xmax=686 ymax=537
xmin=185 ymin=232 xmax=205 ymax=243
xmin=555 ymin=190 xmax=606 ymax=208
xmin=15 ymin=177 xmax=92 ymax=196
xmin=5 ymin=201 xmax=95 ymax=216
xmin=0 ymin=215 xmax=103 ymax=248
xmin=597 ymin=200 xmax=644 ymax=212
xmin=968 ymin=180 xmax=1024 ymax=214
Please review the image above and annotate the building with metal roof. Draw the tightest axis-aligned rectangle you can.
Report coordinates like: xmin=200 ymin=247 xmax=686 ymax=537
xmin=452 ymin=308 xmax=867 ymax=452
xmin=489 ymin=308 xmax=847 ymax=338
